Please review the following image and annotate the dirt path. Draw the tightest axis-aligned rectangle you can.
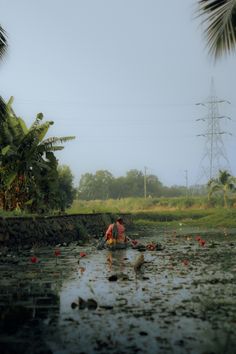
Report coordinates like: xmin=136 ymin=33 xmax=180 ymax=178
xmin=0 ymin=228 xmax=236 ymax=353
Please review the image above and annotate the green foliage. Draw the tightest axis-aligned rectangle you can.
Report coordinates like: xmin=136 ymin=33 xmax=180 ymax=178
xmin=77 ymin=169 xmax=195 ymax=200
xmin=75 ymin=222 xmax=88 ymax=240
xmin=207 ymin=170 xmax=236 ymax=208
xmin=133 ymin=208 xmax=236 ymax=229
xmin=78 ymin=170 xmax=114 ymax=200
xmin=69 ymin=194 xmax=236 ymax=213
xmin=57 ymin=165 xmax=77 ymax=211
xmin=0 ymin=97 xmax=75 ymax=212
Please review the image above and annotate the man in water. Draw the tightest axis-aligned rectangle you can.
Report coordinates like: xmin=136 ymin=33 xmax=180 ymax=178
xmin=97 ymin=217 xmax=127 ymax=249
xmin=105 ymin=217 xmax=126 ymax=246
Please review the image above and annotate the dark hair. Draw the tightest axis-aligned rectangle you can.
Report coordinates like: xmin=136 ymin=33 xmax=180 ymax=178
xmin=116 ymin=217 xmax=123 ymax=224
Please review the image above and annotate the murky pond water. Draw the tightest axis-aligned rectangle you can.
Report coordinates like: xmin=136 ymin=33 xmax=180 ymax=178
xmin=1 ymin=228 xmax=236 ymax=354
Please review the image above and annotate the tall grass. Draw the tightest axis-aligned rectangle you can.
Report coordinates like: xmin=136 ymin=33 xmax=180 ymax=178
xmin=68 ymin=195 xmax=236 ymax=214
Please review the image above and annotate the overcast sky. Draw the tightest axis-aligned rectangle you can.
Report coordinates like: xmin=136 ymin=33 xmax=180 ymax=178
xmin=1 ymin=0 xmax=236 ymax=187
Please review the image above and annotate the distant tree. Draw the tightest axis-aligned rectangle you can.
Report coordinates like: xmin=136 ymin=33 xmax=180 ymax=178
xmin=57 ymin=165 xmax=76 ymax=211
xmin=78 ymin=170 xmax=114 ymax=200
xmin=207 ymin=170 xmax=236 ymax=207
xmin=93 ymin=170 xmax=114 ymax=199
xmin=110 ymin=176 xmax=128 ymax=198
xmin=146 ymin=174 xmax=163 ymax=197
xmin=125 ymin=169 xmax=144 ymax=197
xmin=159 ymin=185 xmax=186 ymax=198
xmin=78 ymin=169 xmax=166 ymax=200
xmin=78 ymin=173 xmax=96 ymax=200
xmin=198 ymin=0 xmax=236 ymax=58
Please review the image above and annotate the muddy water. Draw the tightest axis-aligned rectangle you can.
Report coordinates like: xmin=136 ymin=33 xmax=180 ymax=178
xmin=0 ymin=228 xmax=236 ymax=354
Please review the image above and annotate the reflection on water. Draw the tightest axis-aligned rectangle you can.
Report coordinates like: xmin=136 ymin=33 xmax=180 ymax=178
xmin=60 ymin=249 xmax=131 ymax=315
xmin=106 ymin=250 xmax=127 ymax=272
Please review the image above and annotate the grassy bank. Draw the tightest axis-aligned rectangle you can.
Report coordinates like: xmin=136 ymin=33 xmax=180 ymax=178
xmin=68 ymin=197 xmax=236 ymax=229
xmin=132 ymin=209 xmax=236 ymax=229
xmin=1 ymin=197 xmax=236 ymax=229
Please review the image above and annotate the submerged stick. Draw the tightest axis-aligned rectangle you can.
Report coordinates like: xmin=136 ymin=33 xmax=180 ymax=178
xmin=133 ymin=254 xmax=145 ymax=272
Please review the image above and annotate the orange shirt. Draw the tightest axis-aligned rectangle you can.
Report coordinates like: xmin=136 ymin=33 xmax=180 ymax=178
xmin=105 ymin=222 xmax=125 ymax=243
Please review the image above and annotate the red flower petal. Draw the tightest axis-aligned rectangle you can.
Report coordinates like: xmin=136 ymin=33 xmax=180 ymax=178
xmin=131 ymin=240 xmax=138 ymax=246
xmin=199 ymin=240 xmax=206 ymax=247
xmin=30 ymin=256 xmax=38 ymax=263
xmin=79 ymin=252 xmax=87 ymax=257
xmin=182 ymin=259 xmax=189 ymax=266
xmin=54 ymin=249 xmax=61 ymax=256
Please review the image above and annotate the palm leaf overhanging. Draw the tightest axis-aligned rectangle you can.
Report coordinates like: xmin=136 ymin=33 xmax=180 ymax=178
xmin=0 ymin=97 xmax=6 ymax=123
xmin=0 ymin=25 xmax=7 ymax=60
xmin=0 ymin=25 xmax=7 ymax=122
xmin=198 ymin=0 xmax=236 ymax=58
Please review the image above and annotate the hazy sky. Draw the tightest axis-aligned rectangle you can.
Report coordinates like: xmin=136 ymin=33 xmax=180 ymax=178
xmin=1 ymin=0 xmax=236 ymax=186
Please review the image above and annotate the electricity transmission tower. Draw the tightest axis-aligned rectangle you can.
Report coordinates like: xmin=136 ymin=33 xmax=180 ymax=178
xmin=196 ymin=79 xmax=231 ymax=182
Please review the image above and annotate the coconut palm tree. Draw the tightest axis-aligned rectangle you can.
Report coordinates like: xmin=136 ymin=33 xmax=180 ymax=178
xmin=0 ymin=25 xmax=7 ymax=59
xmin=198 ymin=0 xmax=236 ymax=58
xmin=207 ymin=169 xmax=236 ymax=207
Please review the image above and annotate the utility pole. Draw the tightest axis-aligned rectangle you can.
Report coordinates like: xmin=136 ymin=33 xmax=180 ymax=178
xmin=196 ymin=79 xmax=231 ymax=182
xmin=144 ymin=166 xmax=147 ymax=199
xmin=184 ymin=170 xmax=188 ymax=197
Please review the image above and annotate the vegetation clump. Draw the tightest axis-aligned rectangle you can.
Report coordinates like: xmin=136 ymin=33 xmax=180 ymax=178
xmin=0 ymin=97 xmax=76 ymax=213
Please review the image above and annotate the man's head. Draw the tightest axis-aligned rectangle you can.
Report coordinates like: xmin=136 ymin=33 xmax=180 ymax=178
xmin=116 ymin=217 xmax=123 ymax=224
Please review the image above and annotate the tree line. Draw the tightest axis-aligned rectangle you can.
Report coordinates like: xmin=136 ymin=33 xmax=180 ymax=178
xmin=77 ymin=169 xmax=203 ymax=200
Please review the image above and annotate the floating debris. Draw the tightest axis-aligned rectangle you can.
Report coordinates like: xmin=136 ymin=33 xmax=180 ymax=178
xmin=87 ymin=298 xmax=98 ymax=310
xmin=108 ymin=274 xmax=118 ymax=282
xmin=78 ymin=297 xmax=87 ymax=310
xmin=134 ymin=254 xmax=144 ymax=272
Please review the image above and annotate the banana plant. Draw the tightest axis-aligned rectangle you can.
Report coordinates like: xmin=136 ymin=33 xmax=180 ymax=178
xmin=0 ymin=97 xmax=75 ymax=210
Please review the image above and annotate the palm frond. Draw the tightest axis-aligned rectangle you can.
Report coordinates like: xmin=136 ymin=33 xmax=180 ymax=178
xmin=0 ymin=97 xmax=7 ymax=123
xmin=29 ymin=112 xmax=45 ymax=131
xmin=198 ymin=0 xmax=236 ymax=58
xmin=36 ymin=121 xmax=54 ymax=142
xmin=42 ymin=136 xmax=76 ymax=145
xmin=38 ymin=143 xmax=64 ymax=153
xmin=17 ymin=117 xmax=28 ymax=135
xmin=0 ymin=25 xmax=7 ymax=60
